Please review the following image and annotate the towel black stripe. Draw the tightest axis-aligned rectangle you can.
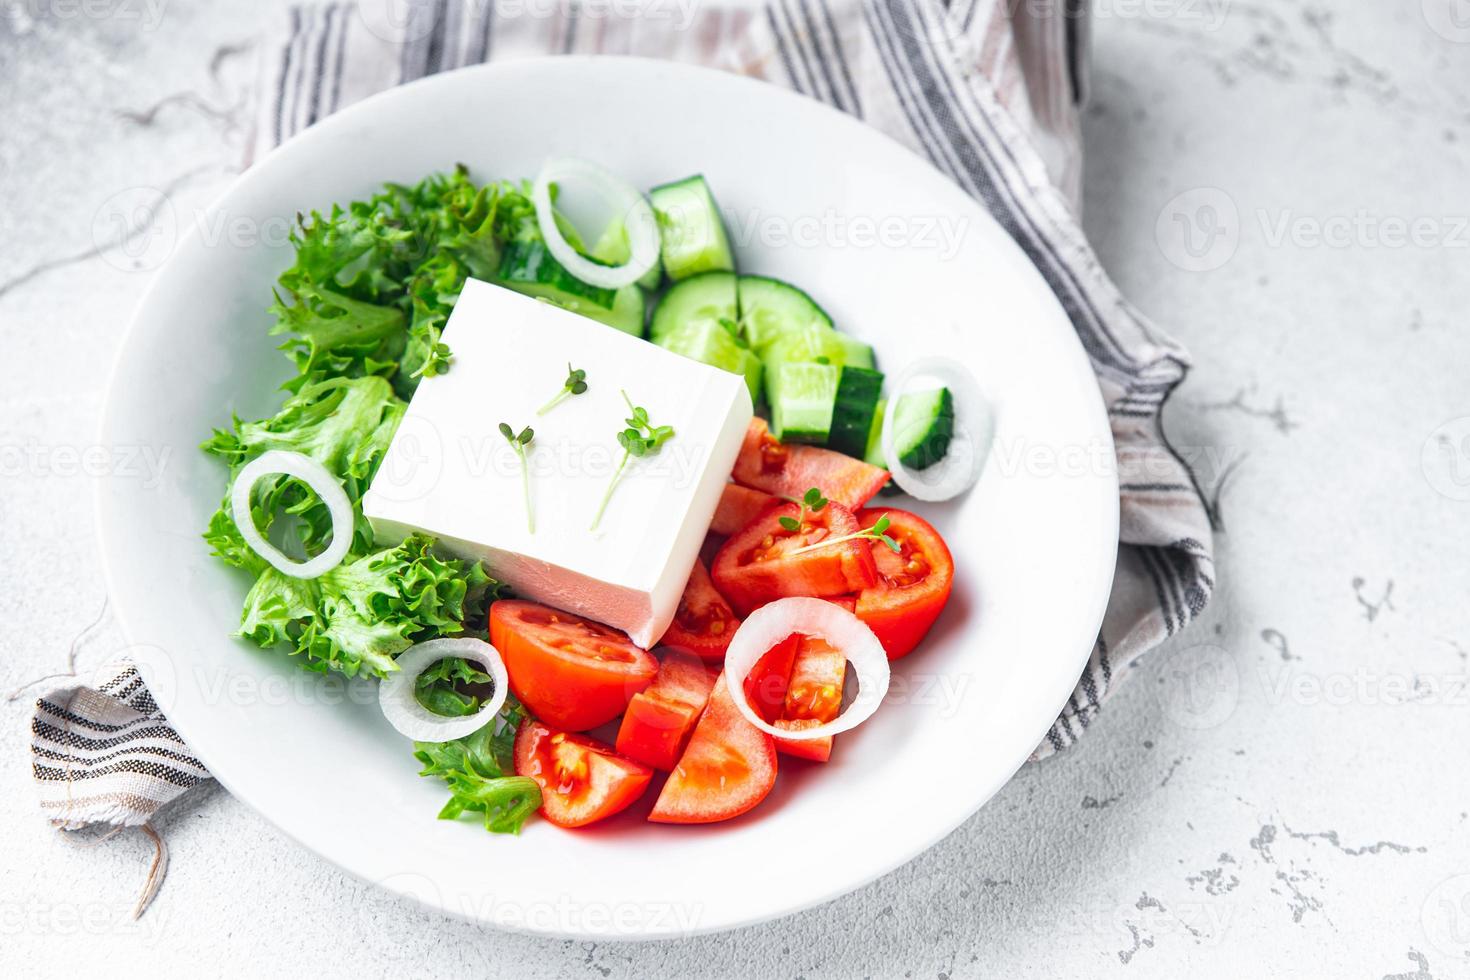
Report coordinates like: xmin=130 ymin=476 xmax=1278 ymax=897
xmin=36 ymin=700 xmax=136 ymax=733
xmin=817 ymin=0 xmax=864 ymax=116
xmin=862 ymin=2 xmax=957 ymax=177
xmin=273 ymin=7 xmax=301 ymax=147
xmin=328 ymin=0 xmax=349 ymax=114
xmin=33 ymin=718 xmax=189 ymax=751
xmin=304 ymin=3 xmax=337 ymax=126
xmin=767 ymin=4 xmax=810 ymax=96
xmin=795 ymin=0 xmax=848 ymax=111
xmin=34 ymin=760 xmax=206 ymax=789
xmin=892 ymin=0 xmax=1140 ymax=374
xmin=1139 ymin=547 xmax=1177 ymax=636
xmin=33 ymin=742 xmax=205 ymax=771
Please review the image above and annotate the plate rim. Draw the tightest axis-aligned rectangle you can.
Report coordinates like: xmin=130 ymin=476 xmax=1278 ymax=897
xmin=95 ymin=54 xmax=1119 ymax=939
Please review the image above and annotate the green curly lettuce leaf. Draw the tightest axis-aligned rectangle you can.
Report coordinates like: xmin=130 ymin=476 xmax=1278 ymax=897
xmin=414 ymin=697 xmax=540 ymax=834
xmin=235 ymin=533 xmax=498 ymax=678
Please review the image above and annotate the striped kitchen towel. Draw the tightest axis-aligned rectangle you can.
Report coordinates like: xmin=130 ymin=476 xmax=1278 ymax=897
xmin=34 ymin=0 xmax=1215 ymax=862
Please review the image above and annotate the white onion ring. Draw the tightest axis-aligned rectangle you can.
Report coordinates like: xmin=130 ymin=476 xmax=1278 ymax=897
xmin=881 ymin=356 xmax=993 ymax=502
xmin=723 ymin=598 xmax=890 ymax=740
xmin=230 ymin=449 xmax=352 ymax=579
xmin=378 ymin=637 xmax=510 ymax=742
xmin=531 ymin=156 xmax=660 ymax=289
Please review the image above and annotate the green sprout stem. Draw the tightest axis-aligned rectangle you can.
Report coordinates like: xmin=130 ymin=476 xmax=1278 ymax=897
xmin=785 ymin=513 xmax=899 ymax=557
xmin=500 ymin=422 xmax=535 ymax=533
xmin=590 ymin=451 xmax=630 ymax=532
xmin=537 ymin=363 xmax=588 ymax=416
xmin=589 ymin=390 xmax=674 ymax=532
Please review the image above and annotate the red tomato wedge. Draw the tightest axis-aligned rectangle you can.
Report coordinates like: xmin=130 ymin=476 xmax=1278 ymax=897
xmin=649 ymin=672 xmax=778 ymax=824
xmin=490 ymin=600 xmax=658 ymax=731
xmin=711 ymin=483 xmax=778 ymax=536
xmin=658 ymin=559 xmax=740 ymax=663
xmin=710 ymin=500 xmax=878 ymax=616
xmin=731 ymin=418 xmax=890 ymax=510
xmin=513 ymin=720 xmax=653 ymax=828
xmin=615 ymin=652 xmax=717 ymax=771
xmin=774 ymin=636 xmax=847 ymax=762
xmin=851 ymin=508 xmax=955 ymax=659
xmin=742 ymin=632 xmax=799 ymax=722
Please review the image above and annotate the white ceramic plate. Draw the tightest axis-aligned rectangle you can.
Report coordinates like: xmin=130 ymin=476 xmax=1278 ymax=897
xmin=97 ymin=57 xmax=1117 ymax=939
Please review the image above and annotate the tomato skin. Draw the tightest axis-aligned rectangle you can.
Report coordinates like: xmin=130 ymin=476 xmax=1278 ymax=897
xmin=490 ymin=600 xmax=658 ymax=731
xmin=615 ymin=652 xmax=717 ymax=771
xmin=513 ymin=720 xmax=653 ymax=828
xmin=774 ymin=637 xmax=846 ymax=762
xmin=710 ymin=501 xmax=878 ymax=616
xmin=649 ymin=673 xmax=778 ymax=824
xmin=711 ymin=483 xmax=778 ymax=536
xmin=851 ymin=508 xmax=955 ymax=659
xmin=732 ymin=418 xmax=890 ymax=510
xmin=658 ymin=559 xmax=741 ymax=663
xmin=742 ymin=633 xmax=800 ymax=723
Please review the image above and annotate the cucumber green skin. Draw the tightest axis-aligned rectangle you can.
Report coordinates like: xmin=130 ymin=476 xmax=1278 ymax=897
xmin=864 ymin=398 xmax=888 ymax=467
xmin=502 ymin=281 xmax=646 ymax=336
xmin=649 ymin=176 xmax=736 ymax=280
xmin=497 ymin=239 xmax=617 ymax=308
xmin=891 ymin=387 xmax=956 ymax=469
xmin=590 ymin=220 xmax=662 ymax=290
xmin=827 ymin=366 xmax=884 ymax=457
xmin=656 ymin=319 xmax=762 ymax=403
xmin=738 ymin=275 xmax=833 ymax=355
xmin=649 ymin=271 xmax=738 ymax=343
xmin=768 ymin=362 xmax=839 ymax=444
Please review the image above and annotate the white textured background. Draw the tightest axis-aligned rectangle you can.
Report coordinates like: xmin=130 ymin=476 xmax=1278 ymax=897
xmin=3 ymin=1 xmax=1469 ymax=977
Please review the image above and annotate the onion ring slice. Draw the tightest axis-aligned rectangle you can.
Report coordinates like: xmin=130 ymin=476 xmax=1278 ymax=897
xmin=378 ymin=637 xmax=510 ymax=742
xmin=723 ymin=598 xmax=890 ymax=740
xmin=230 ymin=449 xmax=352 ymax=579
xmin=531 ymin=156 xmax=660 ymax=290
xmin=880 ymin=356 xmax=993 ymax=502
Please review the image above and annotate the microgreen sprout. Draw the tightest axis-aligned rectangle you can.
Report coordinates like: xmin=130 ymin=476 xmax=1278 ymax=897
xmin=590 ymin=391 xmax=675 ymax=531
xmin=787 ymin=512 xmax=901 ymax=556
xmin=499 ymin=422 xmax=535 ymax=533
xmin=537 ymin=363 xmax=588 ymax=416
xmin=778 ymin=487 xmax=829 ymax=532
xmin=411 ymin=340 xmax=453 ymax=379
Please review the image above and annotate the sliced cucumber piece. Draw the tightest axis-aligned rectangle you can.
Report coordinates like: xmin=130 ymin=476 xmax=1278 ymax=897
xmin=832 ymin=334 xmax=875 ymax=370
xmin=497 ymin=239 xmax=617 ymax=309
xmin=499 ymin=241 xmax=645 ymax=335
xmin=890 ymin=387 xmax=955 ymax=469
xmin=649 ymin=271 xmax=737 ymax=343
xmin=590 ymin=219 xmax=662 ymax=291
xmin=768 ymin=362 xmax=840 ymax=444
xmin=656 ymin=320 xmax=761 ymax=403
xmin=762 ymin=324 xmax=851 ymax=368
xmin=864 ymin=398 xmax=888 ymax=468
xmin=593 ymin=285 xmax=647 ymax=336
xmin=738 ymin=275 xmax=833 ymax=355
xmin=827 ymin=366 xmax=884 ymax=458
xmin=649 ymin=175 xmax=736 ymax=280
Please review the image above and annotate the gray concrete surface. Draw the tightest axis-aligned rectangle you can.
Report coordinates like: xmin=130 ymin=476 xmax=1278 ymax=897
xmin=3 ymin=1 xmax=1468 ymax=976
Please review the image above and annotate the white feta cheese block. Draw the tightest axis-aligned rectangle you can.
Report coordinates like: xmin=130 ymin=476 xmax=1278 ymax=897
xmin=364 ymin=278 xmax=753 ymax=648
